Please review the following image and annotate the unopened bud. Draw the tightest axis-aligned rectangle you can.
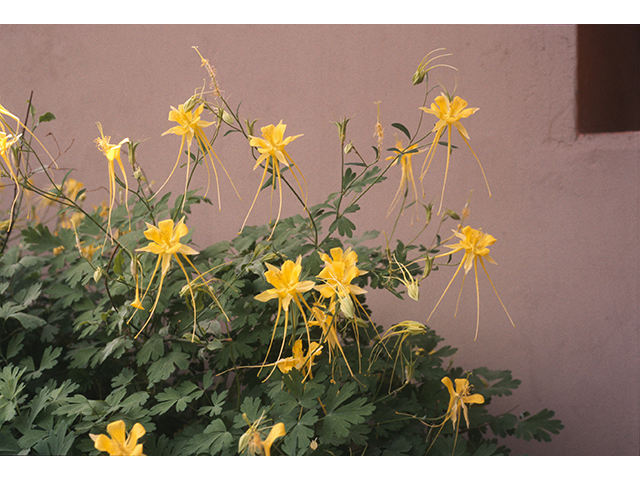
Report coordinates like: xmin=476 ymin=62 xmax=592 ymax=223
xmin=401 ymin=321 xmax=426 ymax=335
xmin=245 ymin=119 xmax=257 ymax=137
xmin=407 ymin=282 xmax=419 ymax=301
xmin=412 ymin=69 xmax=426 ymax=86
xmin=344 ymin=142 xmax=353 ymax=155
xmin=93 ymin=268 xmax=103 ymax=283
xmin=183 ymin=95 xmax=198 ymax=113
xmin=339 ymin=295 xmax=355 ymax=319
xmin=220 ymin=109 xmax=234 ymax=125
xmin=238 ymin=430 xmax=250 ymax=454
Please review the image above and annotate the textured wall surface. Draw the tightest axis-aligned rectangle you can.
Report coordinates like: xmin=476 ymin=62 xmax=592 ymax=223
xmin=1 ymin=24 xmax=638 ymax=455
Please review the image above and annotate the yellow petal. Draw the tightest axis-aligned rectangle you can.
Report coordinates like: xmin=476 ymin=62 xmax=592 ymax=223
xmin=262 ymin=422 xmax=286 ymax=456
xmin=106 ymin=420 xmax=126 ymax=447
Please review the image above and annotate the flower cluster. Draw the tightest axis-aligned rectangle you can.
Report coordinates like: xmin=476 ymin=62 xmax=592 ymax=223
xmin=0 ymin=47 xmax=534 ymax=458
xmin=254 ymin=247 xmax=367 ymax=379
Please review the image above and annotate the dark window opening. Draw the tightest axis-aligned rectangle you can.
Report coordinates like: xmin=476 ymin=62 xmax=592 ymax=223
xmin=577 ymin=25 xmax=640 ymax=134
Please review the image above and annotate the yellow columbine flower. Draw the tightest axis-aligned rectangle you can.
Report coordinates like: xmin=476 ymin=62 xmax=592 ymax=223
xmin=132 ymin=217 xmax=200 ymax=338
xmin=89 ymin=420 xmax=146 ymax=456
xmin=159 ymin=103 xmax=238 ymax=211
xmin=419 ymin=94 xmax=491 ymax=215
xmin=239 ymin=413 xmax=286 ymax=456
xmin=241 ymin=121 xmax=305 ymax=237
xmin=276 ymin=339 xmax=323 ymax=380
xmin=315 ymin=247 xmax=367 ymax=301
xmin=255 ymin=256 xmax=315 ymax=374
xmin=94 ymin=122 xmax=130 ymax=238
xmin=386 ymin=138 xmax=420 ymax=222
xmin=441 ymin=376 xmax=484 ymax=430
xmin=427 ymin=226 xmax=514 ymax=340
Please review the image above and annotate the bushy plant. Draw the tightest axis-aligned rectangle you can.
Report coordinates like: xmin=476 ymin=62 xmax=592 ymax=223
xmin=0 ymin=48 xmax=562 ymax=456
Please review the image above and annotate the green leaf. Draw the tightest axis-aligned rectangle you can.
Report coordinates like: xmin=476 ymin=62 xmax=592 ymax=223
xmin=111 ymin=368 xmax=136 ymax=389
xmin=489 ymin=413 xmax=518 ymax=438
xmin=53 ymin=394 xmax=98 ymax=418
xmin=32 ymin=420 xmax=75 ymax=456
xmin=320 ymin=382 xmax=375 ymax=445
xmin=119 ymin=392 xmax=150 ymax=414
xmin=21 ymin=224 xmax=63 ymax=253
xmin=470 ymin=367 xmax=521 ymax=398
xmin=100 ymin=336 xmax=133 ymax=363
xmin=9 ymin=312 xmax=46 ymax=330
xmin=238 ymin=396 xmax=263 ymax=424
xmin=38 ymin=112 xmax=56 ymax=123
xmin=150 ymin=382 xmax=203 ymax=416
xmin=198 ymin=390 xmax=228 ymax=417
xmin=13 ymin=282 xmax=42 ymax=307
xmin=330 ymin=216 xmax=356 ymax=238
xmin=136 ymin=334 xmax=165 ymax=366
xmin=281 ymin=409 xmax=317 ymax=456
xmin=22 ymin=346 xmax=62 ymax=381
xmin=146 ymin=351 xmax=190 ymax=385
xmin=515 ymin=409 xmax=564 ymax=442
xmin=183 ymin=419 xmax=233 ymax=455
xmin=0 ymin=366 xmax=27 ymax=424
xmin=391 ymin=122 xmax=412 ymax=140
xmin=6 ymin=332 xmax=25 ymax=360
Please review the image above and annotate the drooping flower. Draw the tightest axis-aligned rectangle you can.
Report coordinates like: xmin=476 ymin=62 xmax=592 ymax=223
xmin=441 ymin=376 xmax=484 ymax=430
xmin=427 ymin=226 xmax=514 ymax=340
xmin=94 ymin=122 xmax=130 ymax=239
xmin=388 ymin=255 xmax=421 ymax=301
xmin=159 ymin=102 xmax=238 ymax=211
xmin=309 ymin=305 xmax=340 ymax=362
xmin=370 ymin=320 xmax=426 ymax=387
xmin=0 ymin=125 xmax=21 ymax=226
xmin=238 ymin=412 xmax=286 ymax=456
xmin=373 ymin=101 xmax=384 ymax=151
xmin=419 ymin=94 xmax=491 ymax=214
xmin=385 ymin=138 xmax=421 ymax=223
xmin=89 ymin=420 xmax=146 ymax=456
xmin=0 ymin=100 xmax=57 ymax=169
xmin=309 ymin=303 xmax=355 ymax=379
xmin=276 ymin=339 xmax=323 ymax=380
xmin=241 ymin=121 xmax=305 ymax=237
xmin=255 ymin=256 xmax=315 ymax=374
xmin=0 ymin=124 xmax=20 ymax=186
xmin=132 ymin=217 xmax=200 ymax=338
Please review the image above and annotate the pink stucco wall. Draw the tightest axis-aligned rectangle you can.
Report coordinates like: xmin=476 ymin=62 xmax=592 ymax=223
xmin=1 ymin=25 xmax=638 ymax=455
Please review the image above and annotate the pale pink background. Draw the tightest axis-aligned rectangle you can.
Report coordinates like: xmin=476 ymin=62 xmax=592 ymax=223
xmin=1 ymin=25 xmax=638 ymax=455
